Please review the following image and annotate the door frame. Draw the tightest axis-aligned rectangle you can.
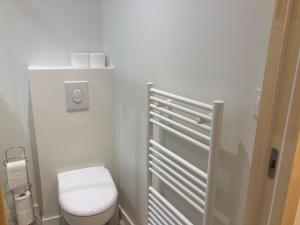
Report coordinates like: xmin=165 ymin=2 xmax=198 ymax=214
xmin=243 ymin=0 xmax=300 ymax=224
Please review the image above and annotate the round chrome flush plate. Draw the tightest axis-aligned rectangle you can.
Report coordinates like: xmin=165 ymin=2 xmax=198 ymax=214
xmin=72 ymin=88 xmax=83 ymax=104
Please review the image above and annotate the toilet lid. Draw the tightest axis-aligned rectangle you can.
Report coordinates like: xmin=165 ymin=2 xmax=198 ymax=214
xmin=58 ymin=166 xmax=118 ymax=216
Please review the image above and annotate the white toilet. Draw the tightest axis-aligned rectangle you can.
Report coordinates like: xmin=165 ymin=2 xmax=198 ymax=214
xmin=57 ymin=166 xmax=118 ymax=225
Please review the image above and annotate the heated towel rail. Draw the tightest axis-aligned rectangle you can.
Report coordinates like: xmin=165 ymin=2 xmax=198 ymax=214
xmin=146 ymin=83 xmax=224 ymax=225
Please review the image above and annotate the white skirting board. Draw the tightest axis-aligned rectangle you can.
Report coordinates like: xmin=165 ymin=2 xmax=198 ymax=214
xmin=42 ymin=215 xmax=61 ymax=225
xmin=118 ymin=206 xmax=135 ymax=225
xmin=214 ymin=210 xmax=230 ymax=225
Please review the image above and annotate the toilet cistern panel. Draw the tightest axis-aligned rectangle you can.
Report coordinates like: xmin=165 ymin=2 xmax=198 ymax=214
xmin=64 ymin=81 xmax=89 ymax=111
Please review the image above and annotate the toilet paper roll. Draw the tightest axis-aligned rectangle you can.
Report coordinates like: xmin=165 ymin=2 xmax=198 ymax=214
xmin=89 ymin=53 xmax=106 ymax=68
xmin=16 ymin=209 xmax=34 ymax=225
xmin=71 ymin=53 xmax=89 ymax=68
xmin=7 ymin=160 xmax=27 ymax=191
xmin=14 ymin=191 xmax=34 ymax=225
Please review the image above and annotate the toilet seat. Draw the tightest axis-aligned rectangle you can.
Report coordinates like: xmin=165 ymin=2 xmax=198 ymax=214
xmin=58 ymin=166 xmax=117 ymax=217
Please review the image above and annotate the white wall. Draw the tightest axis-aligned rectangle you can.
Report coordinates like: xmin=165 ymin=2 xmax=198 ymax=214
xmin=0 ymin=0 xmax=275 ymax=224
xmin=100 ymin=0 xmax=275 ymax=224
xmin=0 ymin=0 xmax=102 ymax=223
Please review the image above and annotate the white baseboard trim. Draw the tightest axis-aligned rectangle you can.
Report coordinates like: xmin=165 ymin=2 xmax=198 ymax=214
xmin=214 ymin=209 xmax=230 ymax=225
xmin=42 ymin=215 xmax=60 ymax=225
xmin=118 ymin=205 xmax=135 ymax=225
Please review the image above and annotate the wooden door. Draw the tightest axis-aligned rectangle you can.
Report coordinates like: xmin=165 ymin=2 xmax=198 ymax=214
xmin=243 ymin=0 xmax=300 ymax=224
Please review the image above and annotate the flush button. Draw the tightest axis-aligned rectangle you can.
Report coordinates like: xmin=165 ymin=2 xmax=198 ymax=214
xmin=72 ymin=88 xmax=83 ymax=104
xmin=64 ymin=81 xmax=89 ymax=111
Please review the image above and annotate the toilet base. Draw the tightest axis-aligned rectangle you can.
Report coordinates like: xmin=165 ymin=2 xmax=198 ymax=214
xmin=62 ymin=201 xmax=117 ymax=225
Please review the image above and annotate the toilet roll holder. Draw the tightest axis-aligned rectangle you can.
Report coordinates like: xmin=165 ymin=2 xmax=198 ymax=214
xmin=3 ymin=146 xmax=29 ymax=165
xmin=3 ymin=146 xmax=37 ymax=225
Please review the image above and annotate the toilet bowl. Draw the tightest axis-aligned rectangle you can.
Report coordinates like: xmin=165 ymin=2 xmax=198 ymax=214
xmin=57 ymin=166 xmax=118 ymax=225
